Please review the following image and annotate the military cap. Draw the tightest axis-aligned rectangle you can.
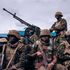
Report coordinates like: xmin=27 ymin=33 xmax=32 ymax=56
xmin=7 ymin=30 xmax=20 ymax=39
xmin=40 ymin=29 xmax=50 ymax=36
xmin=0 ymin=38 xmax=7 ymax=46
xmin=0 ymin=38 xmax=7 ymax=43
xmin=55 ymin=11 xmax=63 ymax=17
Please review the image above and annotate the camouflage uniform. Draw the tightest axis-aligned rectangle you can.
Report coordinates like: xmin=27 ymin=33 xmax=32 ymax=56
xmin=50 ymin=12 xmax=67 ymax=55
xmin=50 ymin=11 xmax=67 ymax=32
xmin=18 ymin=27 xmax=39 ymax=70
xmin=56 ymin=31 xmax=70 ymax=70
xmin=3 ymin=30 xmax=24 ymax=70
xmin=54 ymin=32 xmax=65 ymax=49
xmin=33 ymin=29 xmax=57 ymax=70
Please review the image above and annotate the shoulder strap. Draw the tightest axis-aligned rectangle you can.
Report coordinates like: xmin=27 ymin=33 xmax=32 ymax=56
xmin=1 ymin=44 xmax=7 ymax=66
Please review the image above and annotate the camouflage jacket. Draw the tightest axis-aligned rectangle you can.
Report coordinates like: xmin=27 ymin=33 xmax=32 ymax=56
xmin=20 ymin=46 xmax=36 ymax=70
xmin=57 ymin=40 xmax=70 ymax=63
xmin=3 ymin=42 xmax=24 ymax=70
xmin=55 ymin=34 xmax=65 ymax=47
xmin=51 ymin=18 xmax=67 ymax=32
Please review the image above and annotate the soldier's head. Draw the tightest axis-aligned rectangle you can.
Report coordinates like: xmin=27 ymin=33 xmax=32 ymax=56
xmin=40 ymin=29 xmax=50 ymax=43
xmin=7 ymin=30 xmax=20 ymax=44
xmin=34 ymin=26 xmax=40 ymax=37
xmin=65 ymin=30 xmax=70 ymax=43
xmin=55 ymin=11 xmax=63 ymax=20
xmin=24 ymin=27 xmax=35 ymax=37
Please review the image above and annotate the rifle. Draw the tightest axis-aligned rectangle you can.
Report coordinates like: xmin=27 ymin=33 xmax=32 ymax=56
xmin=3 ymin=8 xmax=40 ymax=37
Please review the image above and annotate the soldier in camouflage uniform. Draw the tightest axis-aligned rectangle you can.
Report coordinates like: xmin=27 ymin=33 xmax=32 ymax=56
xmin=55 ymin=30 xmax=70 ymax=70
xmin=50 ymin=11 xmax=67 ymax=51
xmin=33 ymin=29 xmax=57 ymax=70
xmin=50 ymin=11 xmax=67 ymax=33
xmin=3 ymin=30 xmax=24 ymax=70
xmin=18 ymin=27 xmax=39 ymax=70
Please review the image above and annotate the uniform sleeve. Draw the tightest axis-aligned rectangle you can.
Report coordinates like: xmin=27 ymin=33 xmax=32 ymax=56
xmin=50 ymin=22 xmax=56 ymax=31
xmin=60 ymin=19 xmax=67 ymax=31
xmin=57 ymin=44 xmax=65 ymax=59
xmin=12 ymin=46 xmax=25 ymax=70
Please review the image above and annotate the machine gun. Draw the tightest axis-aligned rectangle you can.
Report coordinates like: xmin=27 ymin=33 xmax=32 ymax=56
xmin=3 ymin=8 xmax=40 ymax=37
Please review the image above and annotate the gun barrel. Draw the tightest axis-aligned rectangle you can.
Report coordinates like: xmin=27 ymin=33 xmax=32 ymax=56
xmin=3 ymin=8 xmax=31 ymax=26
xmin=3 ymin=8 xmax=13 ymax=15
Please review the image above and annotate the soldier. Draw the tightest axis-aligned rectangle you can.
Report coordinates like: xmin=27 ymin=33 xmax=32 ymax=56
xmin=2 ymin=30 xmax=24 ymax=70
xmin=33 ymin=29 xmax=57 ymax=70
xmin=0 ymin=38 xmax=7 ymax=69
xmin=56 ymin=30 xmax=70 ymax=70
xmin=17 ymin=27 xmax=39 ymax=70
xmin=24 ymin=27 xmax=40 ymax=44
xmin=50 ymin=11 xmax=67 ymax=34
xmin=50 ymin=12 xmax=67 ymax=50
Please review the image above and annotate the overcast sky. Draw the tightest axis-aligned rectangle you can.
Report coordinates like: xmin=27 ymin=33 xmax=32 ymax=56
xmin=0 ymin=0 xmax=70 ymax=33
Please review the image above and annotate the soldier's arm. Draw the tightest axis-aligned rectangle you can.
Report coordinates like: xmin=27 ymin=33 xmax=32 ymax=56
xmin=50 ymin=22 xmax=56 ymax=31
xmin=61 ymin=18 xmax=67 ymax=31
xmin=47 ymin=55 xmax=57 ymax=70
xmin=57 ymin=19 xmax=67 ymax=31
xmin=57 ymin=43 xmax=66 ymax=60
xmin=51 ymin=55 xmax=57 ymax=65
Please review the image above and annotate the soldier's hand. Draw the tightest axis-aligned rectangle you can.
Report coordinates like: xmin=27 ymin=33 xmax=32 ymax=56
xmin=36 ymin=51 xmax=42 ymax=56
xmin=10 ymin=66 xmax=17 ymax=70
xmin=47 ymin=63 xmax=54 ymax=70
